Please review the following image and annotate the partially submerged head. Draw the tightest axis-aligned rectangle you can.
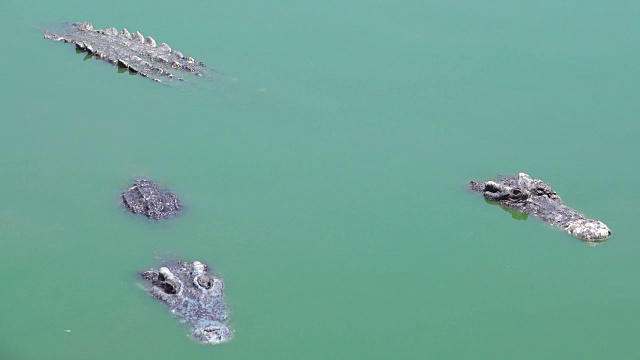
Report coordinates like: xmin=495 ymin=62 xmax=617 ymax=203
xmin=140 ymin=261 xmax=232 ymax=345
xmin=469 ymin=172 xmax=611 ymax=244
xmin=470 ymin=173 xmax=559 ymax=204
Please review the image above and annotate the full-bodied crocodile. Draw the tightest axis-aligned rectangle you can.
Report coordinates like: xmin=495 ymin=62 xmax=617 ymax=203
xmin=140 ymin=261 xmax=232 ymax=345
xmin=122 ymin=179 xmax=181 ymax=220
xmin=469 ymin=173 xmax=611 ymax=243
xmin=44 ymin=21 xmax=208 ymax=82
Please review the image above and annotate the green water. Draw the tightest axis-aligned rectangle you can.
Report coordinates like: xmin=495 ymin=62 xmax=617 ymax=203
xmin=1 ymin=1 xmax=639 ymax=359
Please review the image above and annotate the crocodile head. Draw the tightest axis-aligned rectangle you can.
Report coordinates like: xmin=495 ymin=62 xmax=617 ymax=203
xmin=140 ymin=261 xmax=232 ymax=345
xmin=470 ymin=173 xmax=561 ymax=206
xmin=470 ymin=172 xmax=611 ymax=244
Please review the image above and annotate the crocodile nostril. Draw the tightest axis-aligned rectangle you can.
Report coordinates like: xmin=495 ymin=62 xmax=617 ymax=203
xmin=485 ymin=183 xmax=500 ymax=192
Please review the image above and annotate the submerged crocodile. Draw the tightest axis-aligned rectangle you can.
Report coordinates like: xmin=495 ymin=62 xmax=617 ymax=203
xmin=469 ymin=173 xmax=611 ymax=243
xmin=122 ymin=179 xmax=181 ymax=220
xmin=44 ymin=21 xmax=207 ymax=82
xmin=140 ymin=261 xmax=232 ymax=345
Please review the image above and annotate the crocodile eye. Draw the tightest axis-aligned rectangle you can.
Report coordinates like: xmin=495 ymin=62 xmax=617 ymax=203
xmin=508 ymin=188 xmax=527 ymax=200
xmin=163 ymin=279 xmax=179 ymax=294
xmin=197 ymin=275 xmax=214 ymax=289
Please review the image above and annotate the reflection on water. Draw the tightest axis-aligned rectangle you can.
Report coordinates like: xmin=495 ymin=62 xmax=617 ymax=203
xmin=488 ymin=199 xmax=529 ymax=221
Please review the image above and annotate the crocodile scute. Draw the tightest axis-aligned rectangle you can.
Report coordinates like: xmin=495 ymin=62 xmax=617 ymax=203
xmin=122 ymin=179 xmax=181 ymax=220
xmin=44 ymin=21 xmax=208 ymax=83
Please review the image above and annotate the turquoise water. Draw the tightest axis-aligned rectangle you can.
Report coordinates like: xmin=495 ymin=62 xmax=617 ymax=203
xmin=1 ymin=1 xmax=639 ymax=359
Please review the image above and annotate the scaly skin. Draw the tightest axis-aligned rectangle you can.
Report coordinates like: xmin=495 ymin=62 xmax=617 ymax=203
xmin=140 ymin=261 xmax=232 ymax=345
xmin=122 ymin=179 xmax=181 ymax=220
xmin=44 ymin=21 xmax=208 ymax=82
xmin=469 ymin=173 xmax=611 ymax=243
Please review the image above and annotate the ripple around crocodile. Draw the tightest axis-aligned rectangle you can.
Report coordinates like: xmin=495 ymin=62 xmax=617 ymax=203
xmin=469 ymin=172 xmax=611 ymax=244
xmin=44 ymin=21 xmax=208 ymax=83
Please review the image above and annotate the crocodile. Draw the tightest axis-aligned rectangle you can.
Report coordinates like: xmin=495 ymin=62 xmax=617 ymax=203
xmin=140 ymin=261 xmax=232 ymax=345
xmin=44 ymin=21 xmax=208 ymax=82
xmin=469 ymin=173 xmax=611 ymax=243
xmin=122 ymin=179 xmax=181 ymax=220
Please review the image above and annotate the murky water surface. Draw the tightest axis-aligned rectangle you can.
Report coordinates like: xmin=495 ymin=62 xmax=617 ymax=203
xmin=1 ymin=1 xmax=639 ymax=359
